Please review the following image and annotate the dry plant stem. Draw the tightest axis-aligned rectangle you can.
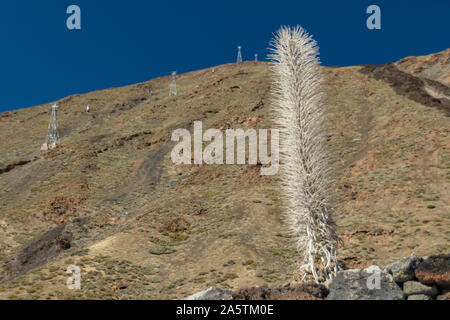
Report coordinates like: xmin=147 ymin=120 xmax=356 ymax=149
xmin=269 ymin=26 xmax=341 ymax=283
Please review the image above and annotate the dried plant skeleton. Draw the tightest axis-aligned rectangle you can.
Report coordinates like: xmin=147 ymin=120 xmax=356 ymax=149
xmin=269 ymin=26 xmax=341 ymax=283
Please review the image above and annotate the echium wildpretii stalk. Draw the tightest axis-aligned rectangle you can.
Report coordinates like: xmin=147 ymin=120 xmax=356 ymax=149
xmin=269 ymin=26 xmax=341 ymax=283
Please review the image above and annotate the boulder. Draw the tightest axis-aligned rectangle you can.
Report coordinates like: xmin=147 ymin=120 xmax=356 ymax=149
xmin=415 ymin=254 xmax=450 ymax=289
xmin=384 ymin=254 xmax=423 ymax=283
xmin=327 ymin=266 xmax=404 ymax=300
xmin=185 ymin=287 xmax=232 ymax=300
xmin=407 ymin=294 xmax=432 ymax=300
xmin=403 ymin=281 xmax=438 ymax=296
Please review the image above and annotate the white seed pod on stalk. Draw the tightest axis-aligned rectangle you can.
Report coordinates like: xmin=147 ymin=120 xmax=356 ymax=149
xmin=269 ymin=26 xmax=341 ymax=283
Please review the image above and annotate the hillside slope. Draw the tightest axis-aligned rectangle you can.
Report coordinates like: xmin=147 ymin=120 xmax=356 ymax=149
xmin=396 ymin=48 xmax=450 ymax=86
xmin=0 ymin=51 xmax=449 ymax=299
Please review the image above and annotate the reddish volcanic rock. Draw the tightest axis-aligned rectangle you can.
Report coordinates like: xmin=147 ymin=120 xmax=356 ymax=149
xmin=415 ymin=255 xmax=450 ymax=289
xmin=232 ymin=283 xmax=328 ymax=300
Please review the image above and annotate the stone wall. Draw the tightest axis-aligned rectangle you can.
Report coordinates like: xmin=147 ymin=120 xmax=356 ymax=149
xmin=327 ymin=254 xmax=449 ymax=300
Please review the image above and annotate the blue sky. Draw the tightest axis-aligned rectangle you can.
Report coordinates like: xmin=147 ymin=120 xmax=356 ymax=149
xmin=0 ymin=0 xmax=449 ymax=111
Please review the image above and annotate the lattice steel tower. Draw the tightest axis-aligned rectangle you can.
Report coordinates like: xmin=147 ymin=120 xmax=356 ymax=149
xmin=169 ymin=71 xmax=177 ymax=96
xmin=237 ymin=46 xmax=242 ymax=63
xmin=41 ymin=104 xmax=60 ymax=150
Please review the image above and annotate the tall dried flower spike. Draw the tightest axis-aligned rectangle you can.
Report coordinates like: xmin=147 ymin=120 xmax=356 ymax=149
xmin=269 ymin=26 xmax=341 ymax=283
